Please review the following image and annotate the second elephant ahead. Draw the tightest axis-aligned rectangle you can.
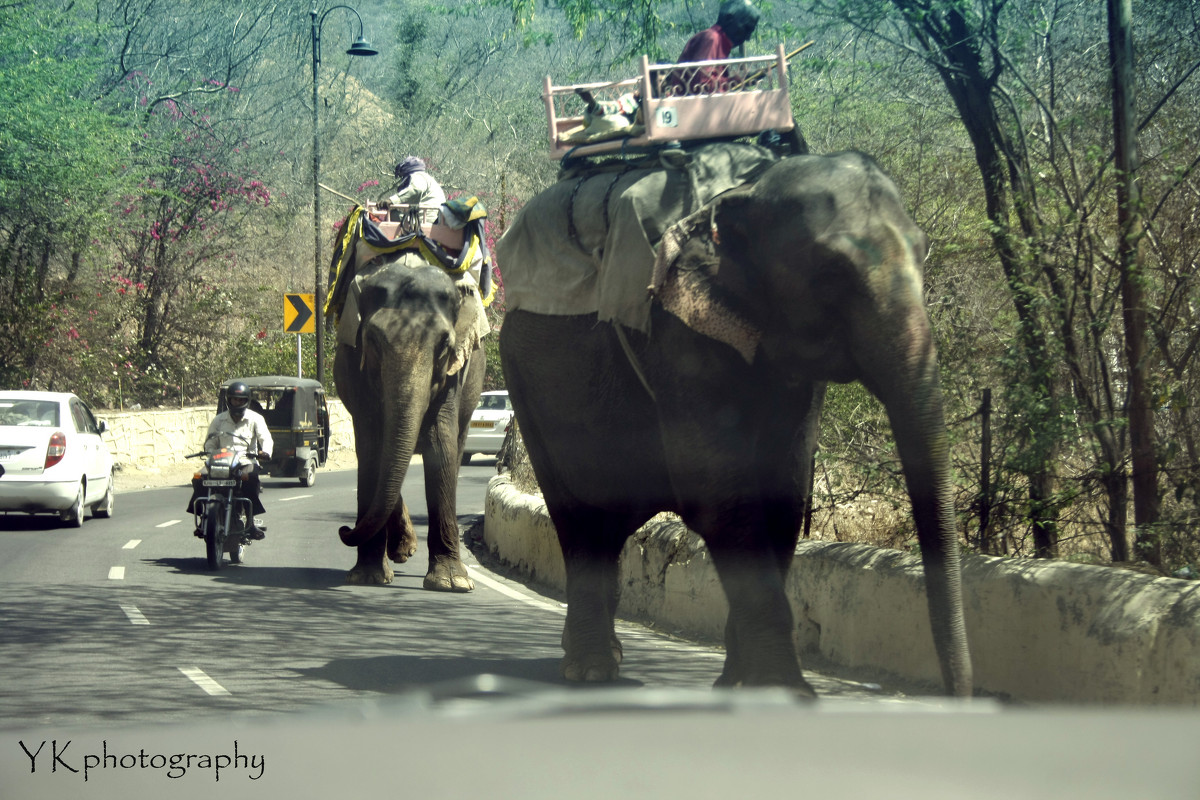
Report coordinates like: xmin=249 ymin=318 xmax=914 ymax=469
xmin=331 ymin=228 xmax=488 ymax=590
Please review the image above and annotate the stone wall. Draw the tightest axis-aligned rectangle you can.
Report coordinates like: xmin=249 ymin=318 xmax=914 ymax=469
xmin=97 ymin=400 xmax=354 ymax=471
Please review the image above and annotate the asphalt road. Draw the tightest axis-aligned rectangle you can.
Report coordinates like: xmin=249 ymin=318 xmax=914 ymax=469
xmin=6 ymin=461 xmax=1200 ymax=800
xmin=2 ymin=458 xmax=898 ymax=734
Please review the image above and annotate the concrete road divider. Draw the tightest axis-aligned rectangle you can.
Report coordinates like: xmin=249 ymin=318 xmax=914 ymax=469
xmin=484 ymin=473 xmax=1200 ymax=705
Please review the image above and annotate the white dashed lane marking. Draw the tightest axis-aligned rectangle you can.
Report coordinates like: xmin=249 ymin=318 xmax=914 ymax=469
xmin=278 ymin=494 xmax=313 ymax=502
xmin=123 ymin=539 xmax=141 ymax=549
xmin=156 ymin=520 xmax=182 ymax=529
xmin=121 ymin=605 xmax=149 ymax=625
xmin=178 ymin=667 xmax=231 ymax=696
xmin=108 ymin=566 xmax=125 ymax=580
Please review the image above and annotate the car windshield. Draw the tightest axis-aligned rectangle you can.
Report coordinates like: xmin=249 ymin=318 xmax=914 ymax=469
xmin=479 ymin=395 xmax=510 ymax=411
xmin=0 ymin=400 xmax=59 ymax=427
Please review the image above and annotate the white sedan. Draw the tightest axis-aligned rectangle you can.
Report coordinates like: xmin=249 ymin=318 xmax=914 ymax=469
xmin=0 ymin=391 xmax=115 ymax=526
xmin=462 ymin=390 xmax=514 ymax=465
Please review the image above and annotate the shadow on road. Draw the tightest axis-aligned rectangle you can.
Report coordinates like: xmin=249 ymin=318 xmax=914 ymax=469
xmin=294 ymin=653 xmax=588 ymax=694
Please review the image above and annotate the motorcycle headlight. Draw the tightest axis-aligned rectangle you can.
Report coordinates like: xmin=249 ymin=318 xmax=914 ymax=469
xmin=211 ymin=464 xmax=230 ymax=479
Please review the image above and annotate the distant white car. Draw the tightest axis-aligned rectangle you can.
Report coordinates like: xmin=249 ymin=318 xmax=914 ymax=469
xmin=462 ymin=390 xmax=514 ymax=465
xmin=0 ymin=391 xmax=115 ymax=526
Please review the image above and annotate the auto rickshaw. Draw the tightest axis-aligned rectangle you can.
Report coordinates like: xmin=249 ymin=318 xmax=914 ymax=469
xmin=218 ymin=376 xmax=330 ymax=486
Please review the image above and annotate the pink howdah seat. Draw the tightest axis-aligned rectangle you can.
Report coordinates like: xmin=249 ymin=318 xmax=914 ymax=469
xmin=543 ymin=44 xmax=795 ymax=160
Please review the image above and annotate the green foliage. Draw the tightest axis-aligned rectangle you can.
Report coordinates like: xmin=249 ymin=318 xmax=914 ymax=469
xmin=0 ymin=7 xmax=137 ymax=397
xmin=0 ymin=9 xmax=132 ymax=227
xmin=3 ymin=0 xmax=1199 ymax=573
xmin=386 ymin=14 xmax=436 ymax=115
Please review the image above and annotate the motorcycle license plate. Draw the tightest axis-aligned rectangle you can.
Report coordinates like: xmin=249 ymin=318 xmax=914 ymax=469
xmin=203 ymin=479 xmax=238 ymax=487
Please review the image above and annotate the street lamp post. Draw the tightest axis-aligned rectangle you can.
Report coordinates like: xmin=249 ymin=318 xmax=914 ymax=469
xmin=310 ymin=4 xmax=378 ymax=385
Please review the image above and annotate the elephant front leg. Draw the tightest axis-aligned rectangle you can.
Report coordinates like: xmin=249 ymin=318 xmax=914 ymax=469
xmin=421 ymin=435 xmax=474 ymax=593
xmin=705 ymin=536 xmax=815 ymax=696
xmin=346 ymin=531 xmax=394 ymax=585
xmin=560 ymin=574 xmax=624 ymax=682
xmin=555 ymin=509 xmax=632 ymax=682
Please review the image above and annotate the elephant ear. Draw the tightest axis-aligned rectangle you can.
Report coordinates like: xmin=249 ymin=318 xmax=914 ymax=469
xmin=649 ymin=191 xmax=761 ymax=363
xmin=448 ymin=276 xmax=491 ymax=375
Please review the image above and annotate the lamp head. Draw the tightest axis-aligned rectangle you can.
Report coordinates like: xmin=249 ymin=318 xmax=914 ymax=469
xmin=346 ymin=37 xmax=377 ymax=57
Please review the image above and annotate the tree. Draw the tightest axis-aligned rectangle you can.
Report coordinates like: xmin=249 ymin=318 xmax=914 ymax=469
xmin=0 ymin=5 xmax=137 ymax=391
xmin=1107 ymin=0 xmax=1159 ymax=564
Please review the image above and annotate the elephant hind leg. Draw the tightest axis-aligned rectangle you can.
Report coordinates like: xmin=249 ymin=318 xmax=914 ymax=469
xmin=386 ymin=499 xmax=417 ymax=564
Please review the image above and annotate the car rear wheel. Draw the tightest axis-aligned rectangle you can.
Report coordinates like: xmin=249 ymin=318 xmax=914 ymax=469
xmin=93 ymin=473 xmax=115 ymax=519
xmin=59 ymin=482 xmax=84 ymax=528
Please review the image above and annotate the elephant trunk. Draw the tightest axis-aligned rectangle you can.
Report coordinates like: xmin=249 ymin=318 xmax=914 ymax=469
xmin=339 ymin=356 xmax=430 ymax=548
xmin=825 ymin=216 xmax=972 ymax=698
xmin=876 ymin=338 xmax=974 ymax=698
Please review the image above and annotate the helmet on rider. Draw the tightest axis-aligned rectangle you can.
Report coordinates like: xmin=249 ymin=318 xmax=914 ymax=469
xmin=226 ymin=381 xmax=251 ymax=421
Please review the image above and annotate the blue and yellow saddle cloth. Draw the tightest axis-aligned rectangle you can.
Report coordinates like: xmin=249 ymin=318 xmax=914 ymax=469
xmin=325 ymin=198 xmax=494 ymax=323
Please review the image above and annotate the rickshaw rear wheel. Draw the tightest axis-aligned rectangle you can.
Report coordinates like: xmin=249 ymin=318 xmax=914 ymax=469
xmin=299 ymin=457 xmax=317 ymax=487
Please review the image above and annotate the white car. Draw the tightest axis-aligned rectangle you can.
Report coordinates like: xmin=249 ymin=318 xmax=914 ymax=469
xmin=462 ymin=390 xmax=514 ymax=465
xmin=0 ymin=391 xmax=115 ymax=526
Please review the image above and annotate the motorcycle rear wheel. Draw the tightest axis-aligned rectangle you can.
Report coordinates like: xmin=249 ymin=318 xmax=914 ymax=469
xmin=205 ymin=510 xmax=224 ymax=570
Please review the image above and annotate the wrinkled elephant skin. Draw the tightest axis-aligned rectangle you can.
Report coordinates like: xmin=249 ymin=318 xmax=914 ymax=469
xmin=500 ymin=152 xmax=972 ymax=696
xmin=335 ymin=258 xmax=482 ymax=592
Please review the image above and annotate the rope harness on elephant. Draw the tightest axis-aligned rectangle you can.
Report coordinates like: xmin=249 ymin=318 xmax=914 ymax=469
xmin=565 ymin=175 xmax=589 ymax=254
xmin=565 ymin=164 xmax=641 ymax=255
xmin=601 ymin=166 xmax=638 ymax=232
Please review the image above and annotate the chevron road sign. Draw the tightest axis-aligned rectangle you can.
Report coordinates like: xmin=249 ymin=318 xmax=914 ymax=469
xmin=284 ymin=293 xmax=316 ymax=334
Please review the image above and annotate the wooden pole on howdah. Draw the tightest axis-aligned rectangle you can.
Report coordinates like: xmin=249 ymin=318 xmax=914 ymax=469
xmin=728 ymin=40 xmax=814 ymax=92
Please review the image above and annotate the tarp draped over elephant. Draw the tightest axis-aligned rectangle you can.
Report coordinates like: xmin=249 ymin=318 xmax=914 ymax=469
xmin=499 ymin=142 xmax=778 ymax=332
xmin=496 ymin=145 xmax=972 ymax=697
xmin=324 ymin=202 xmax=492 ymax=589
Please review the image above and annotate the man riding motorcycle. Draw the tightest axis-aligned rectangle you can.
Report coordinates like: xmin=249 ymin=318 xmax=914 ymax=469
xmin=186 ymin=381 xmax=274 ymax=539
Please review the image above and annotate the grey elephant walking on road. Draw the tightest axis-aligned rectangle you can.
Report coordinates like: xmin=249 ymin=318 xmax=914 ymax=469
xmin=497 ymin=150 xmax=972 ymax=696
xmin=329 ymin=207 xmax=489 ymax=590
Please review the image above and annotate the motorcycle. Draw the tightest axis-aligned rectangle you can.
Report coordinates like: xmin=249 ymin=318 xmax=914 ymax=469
xmin=187 ymin=441 xmax=266 ymax=570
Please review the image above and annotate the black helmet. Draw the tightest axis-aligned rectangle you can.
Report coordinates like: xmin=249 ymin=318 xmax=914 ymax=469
xmin=717 ymin=0 xmax=760 ymax=47
xmin=227 ymin=382 xmax=251 ymax=414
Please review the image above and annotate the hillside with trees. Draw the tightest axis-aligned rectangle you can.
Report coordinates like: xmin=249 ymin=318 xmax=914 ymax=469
xmin=2 ymin=0 xmax=1198 ymax=573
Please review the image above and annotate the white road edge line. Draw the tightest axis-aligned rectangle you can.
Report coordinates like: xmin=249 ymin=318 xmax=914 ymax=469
xmin=156 ymin=520 xmax=181 ymax=529
xmin=108 ymin=566 xmax=125 ymax=580
xmin=178 ymin=667 xmax=231 ymax=696
xmin=466 ymin=564 xmax=565 ymax=615
xmin=120 ymin=604 xmax=150 ymax=625
xmin=123 ymin=539 xmax=141 ymax=549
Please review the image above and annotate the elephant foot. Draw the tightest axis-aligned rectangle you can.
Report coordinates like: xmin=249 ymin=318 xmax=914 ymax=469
xmin=347 ymin=562 xmax=395 ymax=585
xmin=423 ymin=557 xmax=474 ymax=592
xmin=561 ymin=635 xmax=624 ymax=683
xmin=388 ymin=535 xmax=417 ymax=564
xmin=713 ymin=661 xmax=817 ymax=698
